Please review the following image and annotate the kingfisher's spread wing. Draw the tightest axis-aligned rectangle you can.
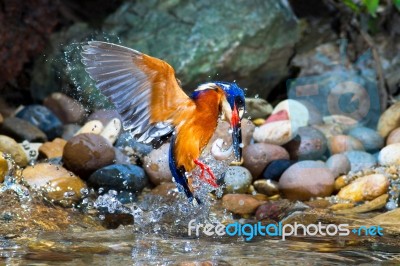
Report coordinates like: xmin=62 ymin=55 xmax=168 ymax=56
xmin=81 ymin=41 xmax=194 ymax=143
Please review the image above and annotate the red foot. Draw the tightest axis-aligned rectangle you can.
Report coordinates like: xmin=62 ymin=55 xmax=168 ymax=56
xmin=194 ymin=159 xmax=218 ymax=188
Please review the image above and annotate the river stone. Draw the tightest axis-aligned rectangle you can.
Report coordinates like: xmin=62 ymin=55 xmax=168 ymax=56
xmin=387 ymin=128 xmax=400 ymax=145
xmin=271 ymin=99 xmax=309 ymax=129
xmin=279 ymin=160 xmax=335 ymax=201
xmin=222 ymin=166 xmax=252 ymax=194
xmin=377 ymin=101 xmax=400 ymax=138
xmin=298 ymin=100 xmax=323 ymax=125
xmin=337 ymin=174 xmax=389 ymax=202
xmin=22 ymin=163 xmax=87 ymax=207
xmin=63 ymin=133 xmax=115 ymax=178
xmin=344 ymin=151 xmax=376 ymax=172
xmin=75 ymin=120 xmax=104 ymax=135
xmin=328 ymin=135 xmax=364 ymax=154
xmin=0 ymin=153 xmax=8 ymax=183
xmin=87 ymin=109 xmax=122 ymax=126
xmin=245 ymin=98 xmax=273 ymax=120
xmin=0 ymin=113 xmax=3 ymax=125
xmin=243 ymin=143 xmax=289 ymax=178
xmin=283 ymin=126 xmax=327 ymax=160
xmin=19 ymin=141 xmax=41 ymax=162
xmin=261 ymin=159 xmax=296 ymax=182
xmin=88 ymin=164 xmax=148 ymax=193
xmin=255 ymin=199 xmax=292 ymax=221
xmin=222 ymin=194 xmax=264 ymax=215
xmin=32 ymin=1 xmax=300 ymax=105
xmin=0 ymin=135 xmax=28 ymax=166
xmin=378 ymin=143 xmax=400 ymax=166
xmin=62 ymin=124 xmax=81 ymax=140
xmin=115 ymin=132 xmax=153 ymax=158
xmin=100 ymin=118 xmax=122 ymax=145
xmin=347 ymin=127 xmax=384 ymax=153
xmin=312 ymin=123 xmax=343 ymax=140
xmin=253 ymin=120 xmax=297 ymax=145
xmin=253 ymin=179 xmax=279 ymax=196
xmin=143 ymin=143 xmax=172 ymax=185
xmin=0 ymin=117 xmax=47 ymax=142
xmin=15 ymin=105 xmax=62 ymax=140
xmin=326 ymin=154 xmax=351 ymax=178
xmin=38 ymin=138 xmax=67 ymax=159
xmin=43 ymin=93 xmax=86 ymax=124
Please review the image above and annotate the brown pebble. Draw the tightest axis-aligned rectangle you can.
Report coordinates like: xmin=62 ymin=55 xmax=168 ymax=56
xmin=337 ymin=174 xmax=389 ymax=202
xmin=222 ymin=194 xmax=264 ymax=215
xmin=328 ymin=135 xmax=364 ymax=154
xmin=63 ymin=133 xmax=115 ymax=178
xmin=243 ymin=143 xmax=289 ymax=178
xmin=39 ymin=138 xmax=67 ymax=159
xmin=387 ymin=128 xmax=400 ymax=145
xmin=22 ymin=163 xmax=86 ymax=207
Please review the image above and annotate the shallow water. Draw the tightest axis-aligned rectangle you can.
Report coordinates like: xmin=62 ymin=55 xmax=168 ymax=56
xmin=1 ymin=227 xmax=400 ymax=265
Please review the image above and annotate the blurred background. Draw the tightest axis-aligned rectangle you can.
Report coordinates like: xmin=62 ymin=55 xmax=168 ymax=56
xmin=0 ymin=0 xmax=399 ymax=114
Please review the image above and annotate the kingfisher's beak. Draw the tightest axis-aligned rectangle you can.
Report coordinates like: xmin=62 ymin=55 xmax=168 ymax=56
xmin=231 ymin=103 xmax=243 ymax=165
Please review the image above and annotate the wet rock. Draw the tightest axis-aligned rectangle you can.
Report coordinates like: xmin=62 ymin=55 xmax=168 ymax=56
xmin=88 ymin=164 xmax=148 ymax=193
xmin=222 ymin=194 xmax=264 ymax=215
xmin=15 ymin=105 xmax=62 ymax=140
xmin=284 ymin=126 xmax=327 ymax=160
xmin=116 ymin=191 xmax=137 ymax=204
xmin=0 ymin=113 xmax=3 ymax=125
xmin=279 ymin=160 xmax=335 ymax=201
xmin=115 ymin=132 xmax=153 ymax=158
xmin=223 ymin=166 xmax=252 ymax=194
xmin=252 ymin=118 xmax=265 ymax=126
xmin=19 ymin=141 xmax=41 ymax=162
xmin=243 ymin=143 xmax=289 ymax=178
xmin=62 ymin=124 xmax=81 ymax=140
xmin=378 ymin=143 xmax=400 ymax=166
xmin=253 ymin=179 xmax=279 ymax=196
xmin=255 ymin=199 xmax=292 ymax=221
xmin=326 ymin=154 xmax=351 ymax=178
xmin=0 ymin=135 xmax=28 ymax=166
xmin=323 ymin=115 xmax=358 ymax=132
xmin=241 ymin=118 xmax=256 ymax=146
xmin=150 ymin=182 xmax=178 ymax=199
xmin=75 ymin=120 xmax=104 ymax=135
xmin=347 ymin=127 xmax=383 ymax=153
xmin=0 ymin=117 xmax=47 ymax=142
xmin=245 ymin=98 xmax=273 ymax=120
xmin=22 ymin=163 xmax=87 ymax=207
xmin=334 ymin=175 xmax=347 ymax=191
xmin=0 ymin=153 xmax=8 ymax=183
xmin=38 ymin=138 xmax=67 ymax=159
xmin=377 ymin=101 xmax=400 ymax=138
xmin=333 ymin=194 xmax=388 ymax=214
xmin=63 ymin=133 xmax=115 ymax=178
xmin=328 ymin=135 xmax=364 ymax=154
xmin=100 ymin=118 xmax=121 ymax=144
xmin=113 ymin=147 xmax=131 ymax=165
xmin=272 ymin=99 xmax=309 ymax=128
xmin=253 ymin=120 xmax=297 ymax=145
xmin=344 ymin=151 xmax=376 ymax=172
xmin=43 ymin=93 xmax=86 ymax=124
xmin=143 ymin=143 xmax=172 ymax=185
xmin=261 ymin=159 xmax=296 ymax=182
xmin=387 ymin=127 xmax=400 ymax=145
xmin=87 ymin=109 xmax=122 ymax=126
xmin=312 ymin=123 xmax=343 ymax=140
xmin=337 ymin=174 xmax=389 ymax=202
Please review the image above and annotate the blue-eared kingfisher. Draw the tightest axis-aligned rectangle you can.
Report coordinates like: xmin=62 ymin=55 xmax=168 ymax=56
xmin=81 ymin=41 xmax=245 ymax=204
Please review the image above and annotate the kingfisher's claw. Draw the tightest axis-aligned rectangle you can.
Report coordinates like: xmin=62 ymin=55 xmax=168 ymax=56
xmin=194 ymin=159 xmax=218 ymax=188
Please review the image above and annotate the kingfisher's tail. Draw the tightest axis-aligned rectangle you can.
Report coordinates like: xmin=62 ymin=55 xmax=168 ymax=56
xmin=168 ymin=136 xmax=201 ymax=205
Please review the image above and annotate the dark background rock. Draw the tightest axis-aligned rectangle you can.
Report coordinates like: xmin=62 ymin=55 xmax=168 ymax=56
xmin=30 ymin=0 xmax=301 ymax=108
xmin=0 ymin=0 xmax=59 ymax=105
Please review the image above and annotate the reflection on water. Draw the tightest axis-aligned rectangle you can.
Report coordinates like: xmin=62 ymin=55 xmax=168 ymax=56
xmin=1 ymin=227 xmax=400 ymax=265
